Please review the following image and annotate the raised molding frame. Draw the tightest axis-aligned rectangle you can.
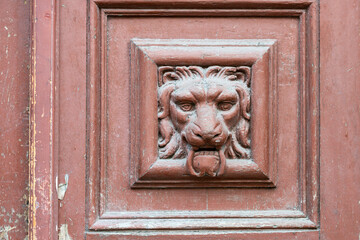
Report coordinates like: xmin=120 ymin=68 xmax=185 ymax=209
xmin=129 ymin=39 xmax=278 ymax=188
xmin=86 ymin=0 xmax=319 ymax=234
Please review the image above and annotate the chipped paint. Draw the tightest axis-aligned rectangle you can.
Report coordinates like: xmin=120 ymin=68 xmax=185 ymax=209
xmin=57 ymin=174 xmax=69 ymax=200
xmin=0 ymin=226 xmax=16 ymax=240
xmin=0 ymin=0 xmax=31 ymax=238
xmin=28 ymin=0 xmax=58 ymax=238
xmin=58 ymin=225 xmax=72 ymax=240
xmin=4 ymin=26 xmax=11 ymax=38
xmin=0 ymin=206 xmax=27 ymax=228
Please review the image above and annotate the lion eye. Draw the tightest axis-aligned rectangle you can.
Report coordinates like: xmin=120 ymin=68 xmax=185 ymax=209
xmin=218 ymin=102 xmax=234 ymax=111
xmin=179 ymin=103 xmax=194 ymax=112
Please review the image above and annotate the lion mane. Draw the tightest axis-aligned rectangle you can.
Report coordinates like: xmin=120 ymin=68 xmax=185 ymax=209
xmin=157 ymin=66 xmax=251 ymax=160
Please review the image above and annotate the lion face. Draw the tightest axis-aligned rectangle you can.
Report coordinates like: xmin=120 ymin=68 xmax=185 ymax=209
xmin=170 ymin=78 xmax=240 ymax=149
xmin=158 ymin=66 xmax=251 ymax=177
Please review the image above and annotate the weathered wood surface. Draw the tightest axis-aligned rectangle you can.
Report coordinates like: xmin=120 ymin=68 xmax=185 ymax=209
xmin=319 ymin=0 xmax=360 ymax=239
xmin=0 ymin=0 xmax=358 ymax=239
xmin=0 ymin=1 xmax=30 ymax=239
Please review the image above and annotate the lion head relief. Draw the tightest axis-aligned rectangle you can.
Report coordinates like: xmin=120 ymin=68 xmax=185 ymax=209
xmin=157 ymin=66 xmax=251 ymax=177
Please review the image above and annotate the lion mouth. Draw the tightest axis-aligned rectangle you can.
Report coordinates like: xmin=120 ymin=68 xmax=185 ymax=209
xmin=186 ymin=148 xmax=226 ymax=177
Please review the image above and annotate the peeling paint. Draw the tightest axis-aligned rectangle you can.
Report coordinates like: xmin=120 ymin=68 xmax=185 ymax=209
xmin=4 ymin=26 xmax=11 ymax=38
xmin=58 ymin=224 xmax=72 ymax=240
xmin=57 ymin=174 xmax=69 ymax=200
xmin=0 ymin=226 xmax=16 ymax=240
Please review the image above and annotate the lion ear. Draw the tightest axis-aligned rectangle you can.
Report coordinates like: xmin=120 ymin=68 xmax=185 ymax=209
xmin=158 ymin=66 xmax=179 ymax=86
xmin=236 ymin=66 xmax=251 ymax=87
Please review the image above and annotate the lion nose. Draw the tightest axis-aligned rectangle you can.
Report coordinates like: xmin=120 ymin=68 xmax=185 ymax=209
xmin=193 ymin=123 xmax=222 ymax=142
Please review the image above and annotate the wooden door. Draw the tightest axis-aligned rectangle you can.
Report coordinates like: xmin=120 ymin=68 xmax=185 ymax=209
xmin=28 ymin=0 xmax=360 ymax=239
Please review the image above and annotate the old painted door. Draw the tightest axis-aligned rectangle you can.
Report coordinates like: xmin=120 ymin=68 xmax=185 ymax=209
xmin=28 ymin=0 xmax=359 ymax=239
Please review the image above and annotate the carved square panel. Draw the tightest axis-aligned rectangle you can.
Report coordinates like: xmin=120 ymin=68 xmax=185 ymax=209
xmin=130 ymin=39 xmax=278 ymax=188
xmin=86 ymin=0 xmax=319 ymax=234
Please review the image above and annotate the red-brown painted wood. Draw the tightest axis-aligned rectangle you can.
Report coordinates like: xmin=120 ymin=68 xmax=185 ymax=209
xmin=29 ymin=0 xmax=58 ymax=239
xmin=19 ymin=0 xmax=359 ymax=239
xmin=86 ymin=231 xmax=319 ymax=240
xmin=0 ymin=1 xmax=30 ymax=239
xmin=320 ymin=0 xmax=360 ymax=239
xmin=58 ymin=1 xmax=320 ymax=238
xmin=129 ymin=39 xmax=278 ymax=188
